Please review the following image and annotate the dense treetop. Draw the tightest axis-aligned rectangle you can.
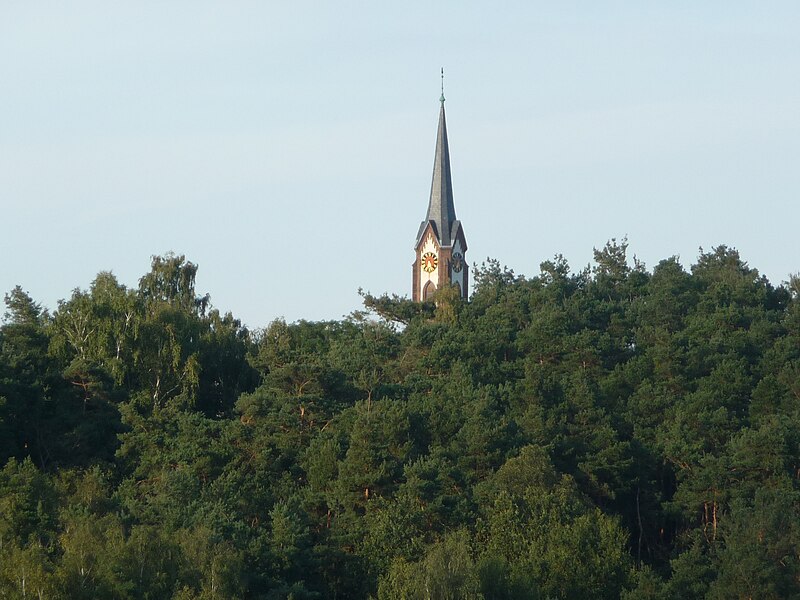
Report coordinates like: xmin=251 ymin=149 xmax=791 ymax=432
xmin=1 ymin=244 xmax=799 ymax=599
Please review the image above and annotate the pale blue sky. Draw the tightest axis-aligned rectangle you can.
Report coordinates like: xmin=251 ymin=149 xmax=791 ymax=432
xmin=2 ymin=2 xmax=798 ymax=327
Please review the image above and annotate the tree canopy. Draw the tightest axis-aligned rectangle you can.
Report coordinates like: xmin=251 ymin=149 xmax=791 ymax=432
xmin=1 ymin=245 xmax=799 ymax=598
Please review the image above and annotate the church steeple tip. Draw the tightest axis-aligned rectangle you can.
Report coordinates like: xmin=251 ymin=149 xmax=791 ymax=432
xmin=423 ymin=85 xmax=456 ymax=247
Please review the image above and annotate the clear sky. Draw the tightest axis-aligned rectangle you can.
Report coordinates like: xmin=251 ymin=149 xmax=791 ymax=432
xmin=2 ymin=2 xmax=799 ymax=328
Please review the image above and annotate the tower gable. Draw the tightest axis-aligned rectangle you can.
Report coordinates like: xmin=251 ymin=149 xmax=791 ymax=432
xmin=450 ymin=220 xmax=468 ymax=253
xmin=415 ymin=221 xmax=439 ymax=252
xmin=412 ymin=227 xmax=441 ymax=302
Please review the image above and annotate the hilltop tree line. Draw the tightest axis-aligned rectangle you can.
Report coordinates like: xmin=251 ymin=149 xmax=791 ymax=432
xmin=1 ymin=243 xmax=799 ymax=599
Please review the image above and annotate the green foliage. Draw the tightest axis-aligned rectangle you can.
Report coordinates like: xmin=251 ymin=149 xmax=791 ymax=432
xmin=1 ymin=244 xmax=800 ymax=597
xmin=378 ymin=530 xmax=482 ymax=600
xmin=476 ymin=453 xmax=631 ymax=600
xmin=361 ymin=290 xmax=435 ymax=324
xmin=0 ymin=457 xmax=58 ymax=548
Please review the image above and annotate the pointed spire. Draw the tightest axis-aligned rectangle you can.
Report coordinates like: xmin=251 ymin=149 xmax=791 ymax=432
xmin=423 ymin=92 xmax=457 ymax=246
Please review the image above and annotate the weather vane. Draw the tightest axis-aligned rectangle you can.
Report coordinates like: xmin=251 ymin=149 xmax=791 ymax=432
xmin=440 ymin=67 xmax=445 ymax=103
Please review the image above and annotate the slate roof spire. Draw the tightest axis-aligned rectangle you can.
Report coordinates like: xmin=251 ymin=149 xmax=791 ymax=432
xmin=417 ymin=84 xmax=459 ymax=247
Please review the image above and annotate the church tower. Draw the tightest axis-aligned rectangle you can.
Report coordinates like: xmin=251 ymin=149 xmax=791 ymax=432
xmin=412 ymin=88 xmax=468 ymax=302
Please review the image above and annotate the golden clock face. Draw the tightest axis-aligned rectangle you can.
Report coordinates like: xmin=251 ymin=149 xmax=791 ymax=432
xmin=422 ymin=252 xmax=438 ymax=273
xmin=451 ymin=252 xmax=464 ymax=273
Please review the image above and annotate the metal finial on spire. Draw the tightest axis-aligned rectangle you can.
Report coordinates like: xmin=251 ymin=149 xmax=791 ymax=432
xmin=440 ymin=67 xmax=445 ymax=103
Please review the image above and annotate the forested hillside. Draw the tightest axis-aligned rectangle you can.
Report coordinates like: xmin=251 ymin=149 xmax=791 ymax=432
xmin=1 ymin=243 xmax=799 ymax=599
